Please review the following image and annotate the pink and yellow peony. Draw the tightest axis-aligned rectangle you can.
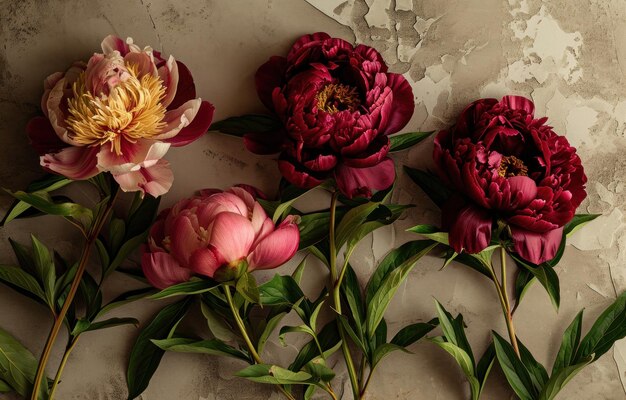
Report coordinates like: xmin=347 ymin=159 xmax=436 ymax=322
xmin=27 ymin=35 xmax=214 ymax=197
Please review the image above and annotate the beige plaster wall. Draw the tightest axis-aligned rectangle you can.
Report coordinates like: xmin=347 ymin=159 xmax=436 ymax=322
xmin=0 ymin=0 xmax=625 ymax=399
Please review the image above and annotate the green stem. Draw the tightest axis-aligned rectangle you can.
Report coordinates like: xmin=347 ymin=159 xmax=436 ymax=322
xmin=222 ymin=286 xmax=295 ymax=400
xmin=48 ymin=336 xmax=80 ymax=399
xmin=488 ymin=247 xmax=521 ymax=358
xmin=360 ymin=368 xmax=374 ymax=398
xmin=31 ymin=188 xmax=117 ymax=400
xmin=328 ymin=192 xmax=361 ymax=400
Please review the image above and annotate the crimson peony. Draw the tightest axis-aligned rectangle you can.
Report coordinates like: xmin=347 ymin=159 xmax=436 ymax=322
xmin=248 ymin=32 xmax=414 ymax=198
xmin=434 ymin=96 xmax=587 ymax=264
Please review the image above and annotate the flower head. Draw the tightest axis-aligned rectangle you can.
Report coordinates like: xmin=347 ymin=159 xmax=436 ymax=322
xmin=28 ymin=35 xmax=215 ymax=197
xmin=433 ymin=96 xmax=587 ymax=264
xmin=142 ymin=186 xmax=300 ymax=289
xmin=246 ymin=32 xmax=415 ymax=198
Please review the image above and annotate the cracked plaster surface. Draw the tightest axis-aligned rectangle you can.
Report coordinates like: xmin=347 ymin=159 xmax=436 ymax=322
xmin=1 ymin=0 xmax=626 ymax=398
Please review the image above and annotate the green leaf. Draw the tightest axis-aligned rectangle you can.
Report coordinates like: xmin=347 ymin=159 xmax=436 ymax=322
xmin=79 ymin=271 xmax=102 ymax=320
xmin=54 ymin=262 xmax=78 ymax=302
xmin=125 ymin=195 xmax=161 ymax=239
xmin=236 ymin=272 xmax=260 ymax=304
xmin=434 ymin=301 xmax=475 ymax=366
xmin=514 ymin=267 xmax=535 ymax=311
xmin=335 ymin=202 xmax=381 ymax=249
xmin=7 ymin=190 xmax=92 ymax=230
xmin=476 ymin=343 xmax=496 ymax=393
xmin=30 ymin=235 xmax=56 ymax=308
xmin=149 ymin=279 xmax=218 ymax=299
xmin=72 ymin=317 xmax=139 ymax=336
xmin=390 ymin=319 xmax=438 ymax=347
xmin=575 ymin=291 xmax=626 ymax=362
xmin=429 ymin=337 xmax=480 ymax=397
xmin=279 ymin=325 xmax=317 ymax=347
xmin=492 ymin=331 xmax=537 ymax=400
xmin=366 ymin=242 xmax=436 ymax=337
xmin=97 ymin=287 xmax=156 ymax=318
xmin=108 ymin=218 xmax=126 ymax=254
xmin=0 ymin=327 xmax=48 ymax=399
xmin=0 ymin=378 xmax=11 ymax=392
xmin=152 ymin=338 xmax=249 ymax=362
xmin=304 ymin=358 xmax=335 ymax=382
xmin=272 ymin=186 xmax=317 ymax=223
xmin=0 ymin=265 xmax=47 ymax=306
xmin=403 ymin=167 xmax=452 ymax=205
xmin=210 ymin=114 xmax=282 ymax=137
xmin=564 ymin=214 xmax=601 ymax=236
xmin=512 ymin=255 xmax=560 ymax=310
xmin=2 ymin=175 xmax=72 ymax=225
xmin=452 ymin=253 xmax=493 ymax=279
xmin=372 ymin=343 xmax=410 ymax=367
xmin=366 ymin=240 xmax=436 ymax=304
xmin=237 ymin=364 xmax=314 ymax=385
xmin=518 ymin=338 xmax=548 ymax=392
xmin=290 ymin=323 xmax=341 ymax=372
xmin=257 ymin=312 xmax=288 ymax=355
xmin=298 ymin=208 xmax=348 ymax=250
xmin=388 ymin=131 xmax=433 ymax=152
xmin=292 ymin=257 xmax=307 ymax=285
xmin=126 ymin=298 xmax=191 ymax=399
xmin=105 ymin=232 xmax=150 ymax=277
xmin=539 ymin=356 xmax=593 ymax=400
xmin=552 ymin=310 xmax=583 ymax=374
xmin=8 ymin=238 xmax=36 ymax=276
xmin=200 ymin=300 xmax=236 ymax=342
xmin=259 ymin=274 xmax=306 ymax=310
xmin=341 ymin=264 xmax=364 ymax=337
xmin=337 ymin=315 xmax=368 ymax=356
xmin=406 ymin=224 xmax=449 ymax=245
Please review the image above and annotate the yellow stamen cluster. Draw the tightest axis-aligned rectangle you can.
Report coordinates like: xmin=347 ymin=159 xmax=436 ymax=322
xmin=66 ymin=64 xmax=167 ymax=155
xmin=316 ymin=83 xmax=360 ymax=114
xmin=498 ymin=155 xmax=528 ymax=178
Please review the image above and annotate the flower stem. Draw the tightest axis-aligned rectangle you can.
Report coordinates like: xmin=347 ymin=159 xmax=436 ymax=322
xmin=328 ymin=192 xmax=361 ymax=400
xmin=222 ymin=286 xmax=295 ymax=400
xmin=48 ymin=336 xmax=80 ymax=399
xmin=488 ymin=247 xmax=521 ymax=358
xmin=31 ymin=189 xmax=117 ymax=400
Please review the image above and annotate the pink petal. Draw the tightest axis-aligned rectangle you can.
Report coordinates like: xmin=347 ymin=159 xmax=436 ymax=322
xmin=334 ymin=158 xmax=395 ymax=199
xmin=511 ymin=226 xmax=563 ymax=265
xmin=97 ymin=140 xmax=171 ymax=174
xmin=248 ymin=217 xmax=300 ymax=270
xmin=123 ymin=51 xmax=157 ymax=77
xmin=101 ymin=35 xmax=130 ymax=55
xmin=209 ymin=212 xmax=255 ymax=264
xmin=170 ymin=215 xmax=204 ymax=265
xmin=142 ymin=250 xmax=192 ymax=289
xmin=112 ymin=158 xmax=174 ymax=197
xmin=189 ymin=247 xmax=222 ymax=278
xmin=41 ymin=146 xmax=100 ymax=180
xmin=158 ymin=55 xmax=179 ymax=108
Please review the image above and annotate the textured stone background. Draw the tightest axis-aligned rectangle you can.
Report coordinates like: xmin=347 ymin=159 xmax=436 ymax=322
xmin=1 ymin=0 xmax=625 ymax=399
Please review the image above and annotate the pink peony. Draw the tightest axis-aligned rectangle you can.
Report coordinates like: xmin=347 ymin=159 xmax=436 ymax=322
xmin=142 ymin=186 xmax=300 ymax=289
xmin=27 ymin=35 xmax=215 ymax=197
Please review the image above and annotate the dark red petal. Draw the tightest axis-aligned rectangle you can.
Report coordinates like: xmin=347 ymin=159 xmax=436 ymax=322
xmin=511 ymin=226 xmax=563 ymax=264
xmin=27 ymin=116 xmax=67 ymax=155
xmin=287 ymin=32 xmax=331 ymax=60
xmin=168 ymin=61 xmax=197 ymax=110
xmin=447 ymin=203 xmax=492 ymax=254
xmin=255 ymin=56 xmax=288 ymax=111
xmin=342 ymin=136 xmax=390 ymax=168
xmin=508 ymin=176 xmax=538 ymax=208
xmin=501 ymin=95 xmax=535 ymax=116
xmin=277 ymin=159 xmax=324 ymax=189
xmin=243 ymin=131 xmax=285 ymax=155
xmin=334 ymin=158 xmax=395 ymax=199
xmin=381 ymin=73 xmax=414 ymax=135
xmin=303 ymin=153 xmax=338 ymax=172
xmin=164 ymin=101 xmax=215 ymax=147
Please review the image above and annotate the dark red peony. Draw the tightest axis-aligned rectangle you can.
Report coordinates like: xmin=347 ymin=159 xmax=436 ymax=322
xmin=247 ymin=32 xmax=414 ymax=198
xmin=434 ymin=96 xmax=587 ymax=264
